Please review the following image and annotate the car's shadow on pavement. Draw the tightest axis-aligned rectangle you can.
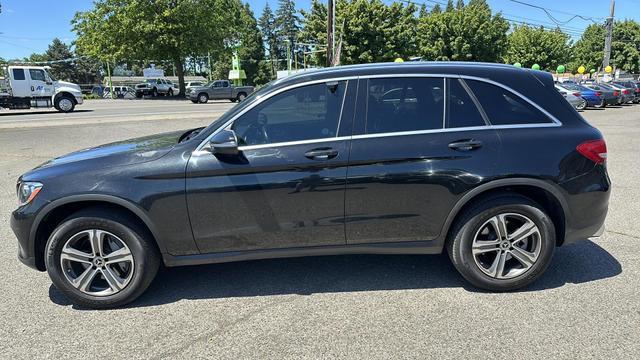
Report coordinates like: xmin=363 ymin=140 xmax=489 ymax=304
xmin=48 ymin=240 xmax=621 ymax=309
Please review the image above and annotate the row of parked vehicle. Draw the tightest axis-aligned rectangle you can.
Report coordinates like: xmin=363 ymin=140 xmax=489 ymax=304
xmin=555 ymin=79 xmax=640 ymax=110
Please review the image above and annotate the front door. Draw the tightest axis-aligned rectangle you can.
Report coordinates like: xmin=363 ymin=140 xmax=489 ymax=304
xmin=28 ymin=68 xmax=54 ymax=98
xmin=345 ymin=76 xmax=502 ymax=244
xmin=186 ymin=80 xmax=355 ymax=253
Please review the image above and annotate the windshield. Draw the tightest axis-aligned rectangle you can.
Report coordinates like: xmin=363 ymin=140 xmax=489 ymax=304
xmin=46 ymin=71 xmax=57 ymax=81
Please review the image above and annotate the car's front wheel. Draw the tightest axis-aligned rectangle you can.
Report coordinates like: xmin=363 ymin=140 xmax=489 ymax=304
xmin=448 ymin=194 xmax=555 ymax=291
xmin=45 ymin=209 xmax=160 ymax=308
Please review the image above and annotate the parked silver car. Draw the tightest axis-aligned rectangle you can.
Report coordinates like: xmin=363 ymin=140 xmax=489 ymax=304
xmin=555 ymin=84 xmax=585 ymax=110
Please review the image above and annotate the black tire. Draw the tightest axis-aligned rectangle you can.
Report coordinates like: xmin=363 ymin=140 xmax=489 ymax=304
xmin=230 ymin=98 xmax=237 ymax=103
xmin=197 ymin=93 xmax=209 ymax=104
xmin=191 ymin=100 xmax=199 ymax=104
xmin=54 ymin=95 xmax=76 ymax=113
xmin=236 ymin=92 xmax=247 ymax=102
xmin=576 ymin=99 xmax=587 ymax=111
xmin=45 ymin=209 xmax=160 ymax=309
xmin=167 ymin=88 xmax=174 ymax=97
xmin=447 ymin=194 xmax=555 ymax=291
xmin=136 ymin=92 xmax=143 ymax=99
xmin=594 ymin=99 xmax=605 ymax=108
xmin=152 ymin=88 xmax=158 ymax=97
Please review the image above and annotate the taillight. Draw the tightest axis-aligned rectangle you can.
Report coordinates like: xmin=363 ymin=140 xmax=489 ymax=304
xmin=613 ymin=91 xmax=619 ymax=96
xmin=595 ymin=91 xmax=603 ymax=97
xmin=572 ymin=92 xmax=581 ymax=97
xmin=635 ymin=88 xmax=640 ymax=93
xmin=623 ymin=89 xmax=630 ymax=94
xmin=577 ymin=139 xmax=607 ymax=164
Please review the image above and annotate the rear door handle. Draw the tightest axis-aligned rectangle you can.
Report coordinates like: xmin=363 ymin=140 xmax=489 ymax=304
xmin=448 ymin=139 xmax=483 ymax=151
xmin=305 ymin=147 xmax=338 ymax=160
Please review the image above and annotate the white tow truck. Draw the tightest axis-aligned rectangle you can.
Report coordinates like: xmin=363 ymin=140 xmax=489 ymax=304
xmin=0 ymin=65 xmax=83 ymax=112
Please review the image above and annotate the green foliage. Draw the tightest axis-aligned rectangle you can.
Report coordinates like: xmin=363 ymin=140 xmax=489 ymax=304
xmin=258 ymin=2 xmax=281 ymax=74
xmin=504 ymin=25 xmax=571 ymax=71
xmin=72 ymin=0 xmax=240 ymax=95
xmin=417 ymin=0 xmax=509 ymax=62
xmin=570 ymin=24 xmax=605 ymax=72
xmin=299 ymin=0 xmax=328 ymax=67
xmin=275 ymin=0 xmax=301 ymax=62
xmin=611 ymin=20 xmax=640 ymax=73
xmin=236 ymin=4 xmax=269 ymax=85
xmin=45 ymin=39 xmax=75 ymax=81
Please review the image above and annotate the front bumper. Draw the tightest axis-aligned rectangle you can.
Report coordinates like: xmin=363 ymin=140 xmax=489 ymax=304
xmin=75 ymin=95 xmax=84 ymax=105
xmin=10 ymin=208 xmax=41 ymax=270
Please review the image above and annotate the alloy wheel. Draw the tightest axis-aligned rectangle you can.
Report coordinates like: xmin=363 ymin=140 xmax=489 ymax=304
xmin=471 ymin=213 xmax=542 ymax=279
xmin=60 ymin=229 xmax=135 ymax=296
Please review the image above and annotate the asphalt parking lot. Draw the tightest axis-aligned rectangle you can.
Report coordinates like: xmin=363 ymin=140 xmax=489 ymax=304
xmin=0 ymin=99 xmax=639 ymax=359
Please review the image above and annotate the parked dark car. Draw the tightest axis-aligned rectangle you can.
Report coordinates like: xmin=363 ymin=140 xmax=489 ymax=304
xmin=612 ymin=81 xmax=640 ymax=103
xmin=608 ymin=82 xmax=636 ymax=104
xmin=11 ymin=62 xmax=610 ymax=308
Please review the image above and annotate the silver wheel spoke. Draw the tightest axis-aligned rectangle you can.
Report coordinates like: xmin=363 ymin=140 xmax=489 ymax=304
xmin=472 ymin=240 xmax=501 ymax=255
xmin=488 ymin=214 xmax=508 ymax=240
xmin=510 ymin=246 xmax=537 ymax=268
xmin=72 ymin=266 xmax=99 ymax=292
xmin=488 ymin=251 xmax=508 ymax=279
xmin=101 ymin=267 xmax=124 ymax=292
xmin=88 ymin=230 xmax=104 ymax=257
xmin=61 ymin=246 xmax=93 ymax=264
xmin=104 ymin=247 xmax=133 ymax=265
xmin=509 ymin=220 xmax=538 ymax=244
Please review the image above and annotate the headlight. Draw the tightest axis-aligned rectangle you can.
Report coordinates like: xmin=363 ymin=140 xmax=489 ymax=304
xmin=17 ymin=181 xmax=43 ymax=206
xmin=190 ymin=89 xmax=196 ymax=94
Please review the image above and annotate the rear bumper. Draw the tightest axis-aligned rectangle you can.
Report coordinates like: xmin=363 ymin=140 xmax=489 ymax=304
xmin=561 ymin=165 xmax=610 ymax=246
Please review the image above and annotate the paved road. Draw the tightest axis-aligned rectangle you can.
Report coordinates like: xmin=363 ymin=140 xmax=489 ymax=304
xmin=0 ymin=101 xmax=638 ymax=359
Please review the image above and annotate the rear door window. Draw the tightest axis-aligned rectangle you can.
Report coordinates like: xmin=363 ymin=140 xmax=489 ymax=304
xmin=12 ymin=69 xmax=26 ymax=80
xmin=364 ymin=77 xmax=444 ymax=134
xmin=465 ymin=80 xmax=553 ymax=125
xmin=447 ymin=79 xmax=487 ymax=128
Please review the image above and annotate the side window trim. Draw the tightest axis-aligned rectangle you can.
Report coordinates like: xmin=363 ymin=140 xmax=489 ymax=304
xmin=457 ymin=78 xmax=490 ymax=126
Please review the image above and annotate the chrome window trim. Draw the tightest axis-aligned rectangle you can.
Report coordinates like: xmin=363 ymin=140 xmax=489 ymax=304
xmin=195 ymin=72 xmax=561 ymax=153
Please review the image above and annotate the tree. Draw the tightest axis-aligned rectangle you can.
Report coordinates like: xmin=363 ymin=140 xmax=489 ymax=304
xmin=299 ymin=0 xmax=328 ymax=67
xmin=417 ymin=0 xmax=509 ymax=62
xmin=570 ymin=24 xmax=605 ymax=72
xmin=72 ymin=0 xmax=239 ymax=95
xmin=259 ymin=2 xmax=281 ymax=74
xmin=504 ymin=25 xmax=571 ymax=70
xmin=275 ymin=0 xmax=300 ymax=67
xmin=45 ymin=38 xmax=75 ymax=81
xmin=237 ymin=3 xmax=270 ymax=85
xmin=611 ymin=20 xmax=640 ymax=73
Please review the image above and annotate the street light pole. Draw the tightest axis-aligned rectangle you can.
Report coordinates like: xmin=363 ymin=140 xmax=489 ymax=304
xmin=327 ymin=0 xmax=334 ymax=67
xmin=603 ymin=0 xmax=615 ymax=69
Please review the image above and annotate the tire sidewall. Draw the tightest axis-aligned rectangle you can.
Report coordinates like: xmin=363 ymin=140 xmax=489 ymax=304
xmin=451 ymin=198 xmax=555 ymax=291
xmin=45 ymin=216 xmax=155 ymax=307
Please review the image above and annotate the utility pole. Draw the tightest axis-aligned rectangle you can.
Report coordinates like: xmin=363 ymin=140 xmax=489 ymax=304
xmin=327 ymin=0 xmax=335 ymax=67
xmin=603 ymin=0 xmax=615 ymax=69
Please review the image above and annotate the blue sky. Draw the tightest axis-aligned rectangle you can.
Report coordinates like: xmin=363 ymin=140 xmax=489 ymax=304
xmin=1 ymin=0 xmax=639 ymax=59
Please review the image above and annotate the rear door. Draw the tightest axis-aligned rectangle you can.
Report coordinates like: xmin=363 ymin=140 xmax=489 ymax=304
xmin=345 ymin=76 xmax=502 ymax=244
xmin=9 ymin=68 xmax=30 ymax=97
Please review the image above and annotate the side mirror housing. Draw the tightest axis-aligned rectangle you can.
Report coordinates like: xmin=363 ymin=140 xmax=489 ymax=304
xmin=209 ymin=129 xmax=239 ymax=155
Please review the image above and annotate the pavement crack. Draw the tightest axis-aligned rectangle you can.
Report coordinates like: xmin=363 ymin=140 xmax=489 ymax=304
xmin=152 ymin=297 xmax=297 ymax=359
xmin=606 ymin=229 xmax=640 ymax=240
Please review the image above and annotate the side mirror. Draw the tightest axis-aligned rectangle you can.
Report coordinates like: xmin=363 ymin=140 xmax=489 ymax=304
xmin=209 ymin=129 xmax=239 ymax=155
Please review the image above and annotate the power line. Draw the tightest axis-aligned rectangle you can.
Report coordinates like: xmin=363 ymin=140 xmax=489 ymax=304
xmin=507 ymin=0 xmax=603 ymax=25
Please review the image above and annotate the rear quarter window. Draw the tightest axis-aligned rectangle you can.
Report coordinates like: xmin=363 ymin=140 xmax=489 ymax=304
xmin=465 ymin=79 xmax=553 ymax=125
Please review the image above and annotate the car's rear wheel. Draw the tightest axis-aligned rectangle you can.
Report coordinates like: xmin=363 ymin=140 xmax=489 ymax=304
xmin=575 ymin=99 xmax=587 ymax=110
xmin=45 ymin=209 xmax=160 ymax=309
xmin=594 ymin=99 xmax=605 ymax=108
xmin=198 ymin=93 xmax=209 ymax=103
xmin=447 ymin=194 xmax=555 ymax=291
xmin=236 ymin=92 xmax=247 ymax=102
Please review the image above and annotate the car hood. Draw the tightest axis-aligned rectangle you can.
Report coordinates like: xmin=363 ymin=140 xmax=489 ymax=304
xmin=34 ymin=130 xmax=185 ymax=170
xmin=55 ymin=80 xmax=81 ymax=92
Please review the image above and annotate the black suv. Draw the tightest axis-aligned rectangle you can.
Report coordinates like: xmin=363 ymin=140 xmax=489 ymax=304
xmin=11 ymin=63 xmax=610 ymax=308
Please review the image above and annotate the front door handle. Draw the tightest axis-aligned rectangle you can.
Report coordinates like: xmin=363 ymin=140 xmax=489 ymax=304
xmin=448 ymin=139 xmax=483 ymax=151
xmin=305 ymin=147 xmax=338 ymax=160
